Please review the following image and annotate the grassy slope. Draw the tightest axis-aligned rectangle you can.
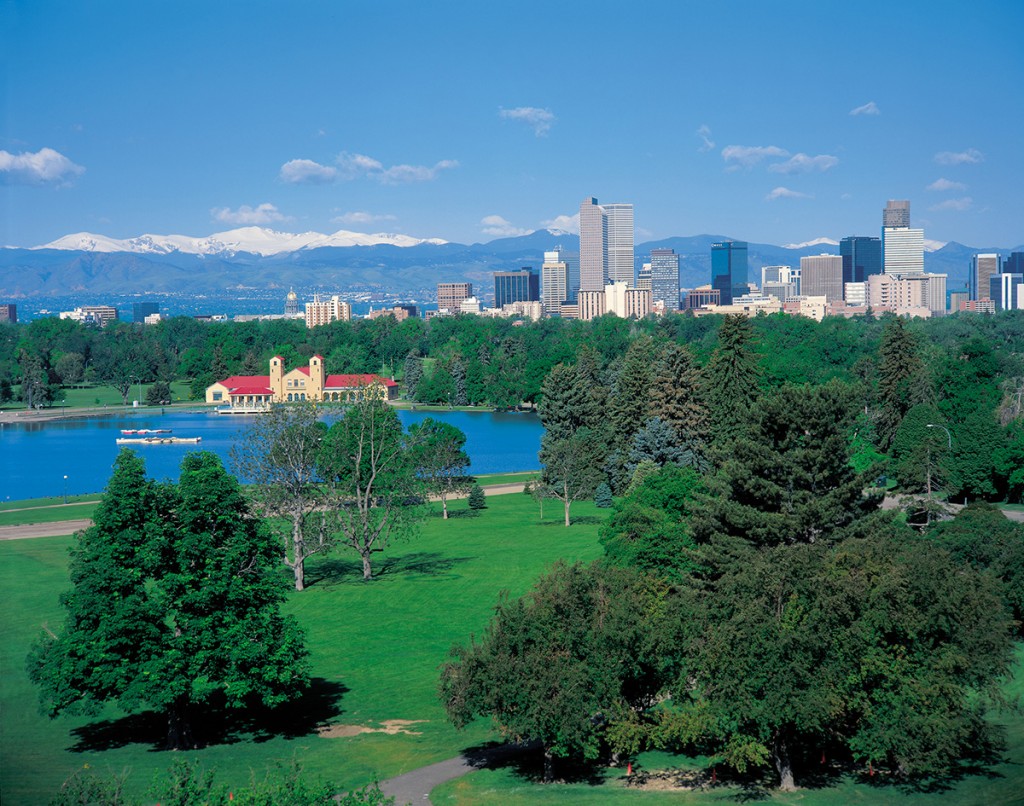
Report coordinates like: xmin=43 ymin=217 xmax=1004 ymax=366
xmin=0 ymin=494 xmax=603 ymax=804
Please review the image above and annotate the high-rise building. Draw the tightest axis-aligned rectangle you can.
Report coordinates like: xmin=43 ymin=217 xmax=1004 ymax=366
xmin=541 ymin=250 xmax=569 ymax=315
xmin=883 ymin=227 xmax=925 ymax=275
xmin=711 ymin=241 xmax=748 ymax=305
xmin=991 ymin=273 xmax=1024 ymax=310
xmin=649 ymin=248 xmax=680 ymax=310
xmin=494 ymin=268 xmax=540 ymax=308
xmin=133 ymin=302 xmax=159 ymax=323
xmin=883 ymin=200 xmax=911 ymax=228
xmin=839 ymin=236 xmax=882 ymax=284
xmin=579 ymin=197 xmax=607 ymax=292
xmin=604 ymin=203 xmax=635 ymax=285
xmin=970 ymin=253 xmax=1002 ymax=300
xmin=437 ymin=282 xmax=473 ymax=313
xmin=800 ymin=254 xmax=844 ymax=302
xmin=636 ymin=263 xmax=652 ymax=292
xmin=1006 ymin=253 xmax=1024 ymax=274
xmin=0 ymin=304 xmax=16 ymax=323
xmin=304 ymin=295 xmax=351 ymax=328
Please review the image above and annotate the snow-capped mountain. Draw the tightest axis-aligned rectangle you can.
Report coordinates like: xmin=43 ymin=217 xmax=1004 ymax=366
xmin=783 ymin=237 xmax=840 ymax=249
xmin=35 ymin=227 xmax=448 ymax=257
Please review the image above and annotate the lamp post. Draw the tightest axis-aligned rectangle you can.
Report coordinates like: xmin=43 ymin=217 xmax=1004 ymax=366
xmin=926 ymin=423 xmax=952 ymax=449
xmin=923 ymin=423 xmax=953 ymax=523
xmin=63 ymin=475 xmax=68 ymax=505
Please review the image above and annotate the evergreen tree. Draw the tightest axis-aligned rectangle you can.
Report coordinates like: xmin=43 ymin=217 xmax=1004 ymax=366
xmin=467 ymin=484 xmax=487 ymax=510
xmin=609 ymin=336 xmax=655 ymax=449
xmin=450 ymin=357 xmax=468 ymax=406
xmin=28 ymin=450 xmax=310 ymax=750
xmin=625 ymin=417 xmax=687 ymax=478
xmin=649 ymin=343 xmax=710 ymax=471
xmin=876 ymin=317 xmax=928 ymax=447
xmin=594 ymin=481 xmax=613 ymax=508
xmin=403 ymin=353 xmax=423 ymax=401
xmin=704 ymin=315 xmax=760 ymax=447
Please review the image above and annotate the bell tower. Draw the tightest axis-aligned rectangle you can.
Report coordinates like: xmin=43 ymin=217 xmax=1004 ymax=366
xmin=270 ymin=355 xmax=285 ymax=400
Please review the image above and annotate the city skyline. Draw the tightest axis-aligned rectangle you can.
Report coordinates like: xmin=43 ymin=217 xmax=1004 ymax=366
xmin=2 ymin=1 xmax=1022 ymax=250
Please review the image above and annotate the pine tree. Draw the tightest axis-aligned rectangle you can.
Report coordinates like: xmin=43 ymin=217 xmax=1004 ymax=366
xmin=594 ymin=481 xmax=613 ymax=508
xmin=468 ymin=484 xmax=487 ymax=510
xmin=704 ymin=315 xmax=760 ymax=447
xmin=876 ymin=317 xmax=928 ymax=447
xmin=650 ymin=343 xmax=710 ymax=471
xmin=451 ymin=357 xmax=468 ymax=406
xmin=403 ymin=353 xmax=423 ymax=401
xmin=609 ymin=336 xmax=655 ymax=450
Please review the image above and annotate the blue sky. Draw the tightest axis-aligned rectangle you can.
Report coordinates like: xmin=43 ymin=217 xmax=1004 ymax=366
xmin=2 ymin=0 xmax=1021 ymax=248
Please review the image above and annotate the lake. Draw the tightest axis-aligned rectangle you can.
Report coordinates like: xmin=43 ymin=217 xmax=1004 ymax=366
xmin=0 ymin=408 xmax=544 ymax=502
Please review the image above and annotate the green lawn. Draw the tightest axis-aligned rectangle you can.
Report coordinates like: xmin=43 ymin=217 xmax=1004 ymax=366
xmin=476 ymin=471 xmax=540 ymax=487
xmin=0 ymin=502 xmax=98 ymax=527
xmin=3 ymin=381 xmax=195 ymax=412
xmin=0 ymin=493 xmax=604 ymax=804
xmin=0 ymin=494 xmax=99 ymax=513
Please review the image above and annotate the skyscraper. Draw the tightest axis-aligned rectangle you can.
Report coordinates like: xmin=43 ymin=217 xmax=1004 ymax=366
xmin=133 ymin=302 xmax=159 ymax=323
xmin=970 ymin=253 xmax=1002 ymax=300
xmin=711 ymin=241 xmax=748 ymax=305
xmin=603 ymin=203 xmax=635 ymax=285
xmin=883 ymin=227 xmax=925 ymax=275
xmin=800 ymin=254 xmax=844 ymax=302
xmin=541 ymin=248 xmax=573 ymax=315
xmin=883 ymin=200 xmax=911 ymax=228
xmin=991 ymin=273 xmax=1024 ymax=311
xmin=649 ymin=248 xmax=680 ymax=310
xmin=839 ymin=236 xmax=882 ymax=284
xmin=494 ymin=268 xmax=540 ymax=308
xmin=579 ymin=197 xmax=607 ymax=292
xmin=437 ymin=282 xmax=473 ymax=313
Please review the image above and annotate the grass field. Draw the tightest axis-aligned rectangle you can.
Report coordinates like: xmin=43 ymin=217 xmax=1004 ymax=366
xmin=0 ymin=502 xmax=98 ymax=527
xmin=3 ymin=494 xmax=1022 ymax=805
xmin=2 ymin=381 xmax=195 ymax=412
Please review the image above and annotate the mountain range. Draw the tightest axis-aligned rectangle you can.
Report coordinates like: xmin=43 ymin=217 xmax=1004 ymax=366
xmin=2 ymin=227 xmax=1021 ymax=301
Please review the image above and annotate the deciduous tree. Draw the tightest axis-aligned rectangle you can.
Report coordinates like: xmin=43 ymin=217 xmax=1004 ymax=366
xmin=407 ymin=417 xmax=473 ymax=519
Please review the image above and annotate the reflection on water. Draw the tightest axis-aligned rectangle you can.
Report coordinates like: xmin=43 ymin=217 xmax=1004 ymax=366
xmin=0 ymin=408 xmax=543 ymax=502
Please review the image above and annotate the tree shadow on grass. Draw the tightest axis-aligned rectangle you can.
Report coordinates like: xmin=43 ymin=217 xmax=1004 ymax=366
xmin=307 ymin=552 xmax=474 ymax=587
xmin=458 ymin=740 xmax=606 ymax=786
xmin=67 ymin=677 xmax=348 ymax=753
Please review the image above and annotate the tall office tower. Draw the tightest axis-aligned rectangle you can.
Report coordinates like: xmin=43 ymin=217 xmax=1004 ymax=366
xmin=133 ymin=302 xmax=159 ymax=323
xmin=604 ymin=203 xmax=635 ymax=285
xmin=840 ymin=236 xmax=882 ymax=284
xmin=579 ymin=197 xmax=608 ymax=292
xmin=0 ymin=303 xmax=16 ymax=323
xmin=883 ymin=227 xmax=925 ymax=275
xmin=437 ymin=282 xmax=473 ymax=313
xmin=494 ymin=267 xmax=540 ymax=308
xmin=541 ymin=249 xmax=569 ymax=315
xmin=991 ymin=273 xmax=1024 ymax=310
xmin=1006 ymin=253 xmax=1024 ymax=274
xmin=883 ymin=200 xmax=911 ymax=228
xmin=649 ymin=248 xmax=680 ymax=310
xmin=970 ymin=253 xmax=1002 ymax=300
xmin=761 ymin=265 xmax=789 ymax=286
xmin=711 ymin=241 xmax=748 ymax=305
xmin=636 ymin=263 xmax=653 ymax=291
xmin=304 ymin=295 xmax=351 ymax=328
xmin=800 ymin=254 xmax=844 ymax=302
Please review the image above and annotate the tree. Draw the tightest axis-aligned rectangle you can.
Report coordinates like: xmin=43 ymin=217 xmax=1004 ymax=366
xmin=467 ymin=484 xmax=487 ymax=510
xmin=594 ymin=481 xmax=613 ymax=508
xmin=145 ymin=380 xmax=172 ymax=406
xmin=441 ymin=561 xmax=671 ymax=782
xmin=692 ymin=382 xmax=879 ymax=550
xmin=540 ymin=427 xmax=607 ymax=526
xmin=704 ymin=315 xmax=760 ymax=447
xmin=650 ymin=343 xmax=710 ymax=471
xmin=625 ymin=417 xmax=688 ymax=479
xmin=407 ymin=417 xmax=473 ymax=519
xmin=403 ymin=353 xmax=423 ymax=400
xmin=27 ymin=450 xmax=310 ymax=750
xmin=54 ymin=351 xmax=85 ymax=385
xmin=609 ymin=335 xmax=654 ymax=449
xmin=876 ymin=317 xmax=928 ymax=447
xmin=319 ymin=399 xmax=426 ymax=580
xmin=231 ymin=403 xmax=331 ymax=590
xmin=662 ymin=529 xmax=1014 ymax=790
xmin=450 ymin=357 xmax=468 ymax=406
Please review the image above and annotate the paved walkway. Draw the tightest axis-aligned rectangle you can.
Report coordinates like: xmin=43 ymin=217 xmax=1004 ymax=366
xmin=380 ymin=743 xmax=533 ymax=806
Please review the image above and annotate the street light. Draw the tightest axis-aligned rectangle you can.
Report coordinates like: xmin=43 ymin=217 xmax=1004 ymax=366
xmin=926 ymin=423 xmax=952 ymax=449
xmin=63 ymin=475 xmax=68 ymax=505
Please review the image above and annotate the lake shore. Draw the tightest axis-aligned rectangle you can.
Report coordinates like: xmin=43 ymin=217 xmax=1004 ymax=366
xmin=0 ymin=402 xmax=206 ymax=425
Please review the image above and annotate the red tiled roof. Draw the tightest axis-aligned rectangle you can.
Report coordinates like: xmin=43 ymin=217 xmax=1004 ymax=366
xmin=229 ymin=386 xmax=274 ymax=396
xmin=296 ymin=367 xmax=311 ymax=376
xmin=324 ymin=373 xmax=398 ymax=389
xmin=216 ymin=375 xmax=270 ymax=387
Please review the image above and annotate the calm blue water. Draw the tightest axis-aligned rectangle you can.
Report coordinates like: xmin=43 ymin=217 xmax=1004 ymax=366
xmin=0 ymin=408 xmax=543 ymax=502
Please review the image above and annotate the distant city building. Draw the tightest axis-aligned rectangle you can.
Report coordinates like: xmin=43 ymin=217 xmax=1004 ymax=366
xmin=60 ymin=305 xmax=118 ymax=325
xmin=636 ymin=263 xmax=652 ymax=292
xmin=541 ymin=247 xmax=578 ymax=314
xmin=684 ymin=286 xmax=722 ymax=309
xmin=578 ymin=290 xmax=607 ymax=321
xmin=559 ymin=301 xmax=580 ymax=320
xmin=605 ymin=281 xmax=651 ymax=319
xmin=840 ymin=236 xmax=882 ymax=284
xmin=437 ymin=282 xmax=473 ymax=314
xmin=368 ymin=306 xmax=411 ymax=322
xmin=711 ymin=241 xmax=748 ymax=305
xmin=304 ymin=295 xmax=352 ymax=328
xmin=844 ymin=282 xmax=867 ymax=307
xmin=970 ymin=253 xmax=1001 ymax=301
xmin=284 ymin=289 xmax=300 ymax=317
xmin=948 ymin=290 xmax=969 ymax=313
xmin=649 ymin=248 xmax=680 ymax=310
xmin=496 ymin=300 xmax=543 ymax=321
xmin=960 ymin=299 xmax=996 ymax=314
xmin=603 ymin=203 xmax=635 ymax=285
xmin=763 ymin=281 xmax=799 ymax=302
xmin=132 ymin=302 xmax=159 ymax=323
xmin=144 ymin=313 xmax=163 ymax=325
xmin=699 ymin=291 xmax=783 ymax=318
xmin=866 ymin=273 xmax=944 ymax=318
xmin=0 ymin=303 xmax=16 ymax=323
xmin=494 ymin=267 xmax=540 ymax=308
xmin=991 ymin=273 xmax=1024 ymax=311
xmin=883 ymin=199 xmax=911 ymax=228
xmin=579 ymin=197 xmax=608 ymax=292
xmin=459 ymin=296 xmax=482 ymax=314
xmin=883 ymin=227 xmax=925 ymax=275
xmin=800 ymin=254 xmax=844 ymax=302
xmin=1006 ymin=252 xmax=1024 ymax=275
xmin=761 ymin=265 xmax=790 ymax=286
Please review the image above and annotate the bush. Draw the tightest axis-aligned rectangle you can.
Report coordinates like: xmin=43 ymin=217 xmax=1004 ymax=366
xmin=594 ymin=481 xmax=613 ymax=508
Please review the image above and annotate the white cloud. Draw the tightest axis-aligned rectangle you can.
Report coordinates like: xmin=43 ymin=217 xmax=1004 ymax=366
xmin=849 ymin=101 xmax=880 ymax=116
xmin=481 ymin=215 xmax=532 ymax=237
xmin=336 ymin=152 xmax=457 ymax=184
xmin=768 ymin=153 xmax=839 ymax=174
xmin=934 ymin=148 xmax=984 ymax=165
xmin=332 ymin=211 xmax=397 ymax=226
xmin=696 ymin=124 xmax=715 ymax=152
xmin=766 ymin=187 xmax=812 ymax=201
xmin=211 ymin=203 xmax=291 ymax=225
xmin=0 ymin=147 xmax=84 ymax=185
xmin=721 ymin=144 xmax=789 ymax=168
xmin=499 ymin=106 xmax=555 ymax=136
xmin=926 ymin=177 xmax=967 ymax=192
xmin=929 ymin=197 xmax=973 ymax=212
xmin=280 ymin=158 xmax=338 ymax=184
xmin=541 ymin=213 xmax=580 ymax=234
